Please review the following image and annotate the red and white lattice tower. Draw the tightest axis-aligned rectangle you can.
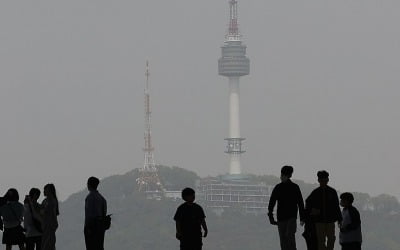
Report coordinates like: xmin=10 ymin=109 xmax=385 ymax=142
xmin=137 ymin=62 xmax=163 ymax=193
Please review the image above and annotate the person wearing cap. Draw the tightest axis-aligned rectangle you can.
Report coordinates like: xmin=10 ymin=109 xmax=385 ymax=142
xmin=268 ymin=165 xmax=305 ymax=250
xmin=306 ymin=170 xmax=342 ymax=250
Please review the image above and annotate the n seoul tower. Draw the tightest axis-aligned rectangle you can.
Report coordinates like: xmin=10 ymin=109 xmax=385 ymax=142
xmin=218 ymin=0 xmax=250 ymax=176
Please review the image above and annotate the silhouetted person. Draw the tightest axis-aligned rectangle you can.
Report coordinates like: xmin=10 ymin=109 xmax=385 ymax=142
xmin=38 ymin=184 xmax=59 ymax=250
xmin=0 ymin=193 xmax=7 ymax=232
xmin=339 ymin=193 xmax=362 ymax=250
xmin=303 ymin=199 xmax=318 ymax=250
xmin=268 ymin=165 xmax=305 ymax=250
xmin=85 ymin=176 xmax=107 ymax=250
xmin=174 ymin=188 xmax=208 ymax=250
xmin=24 ymin=188 xmax=42 ymax=250
xmin=0 ymin=188 xmax=26 ymax=250
xmin=306 ymin=171 xmax=342 ymax=250
xmin=0 ymin=194 xmax=6 ymax=207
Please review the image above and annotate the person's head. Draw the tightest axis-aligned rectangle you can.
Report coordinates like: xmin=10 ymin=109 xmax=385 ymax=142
xmin=181 ymin=187 xmax=195 ymax=203
xmin=29 ymin=188 xmax=41 ymax=202
xmin=44 ymin=183 xmax=59 ymax=215
xmin=6 ymin=188 xmax=19 ymax=202
xmin=340 ymin=192 xmax=354 ymax=208
xmin=87 ymin=176 xmax=100 ymax=191
xmin=317 ymin=170 xmax=329 ymax=187
xmin=280 ymin=165 xmax=294 ymax=182
xmin=44 ymin=183 xmax=57 ymax=199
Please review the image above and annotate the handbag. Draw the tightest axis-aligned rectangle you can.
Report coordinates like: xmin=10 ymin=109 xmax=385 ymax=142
xmin=102 ymin=214 xmax=112 ymax=230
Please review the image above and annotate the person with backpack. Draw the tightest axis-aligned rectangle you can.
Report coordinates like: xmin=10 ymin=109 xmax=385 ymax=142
xmin=0 ymin=188 xmax=26 ymax=250
xmin=24 ymin=188 xmax=42 ymax=250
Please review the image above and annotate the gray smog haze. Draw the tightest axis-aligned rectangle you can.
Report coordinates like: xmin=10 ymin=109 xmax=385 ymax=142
xmin=1 ymin=0 xmax=399 ymax=200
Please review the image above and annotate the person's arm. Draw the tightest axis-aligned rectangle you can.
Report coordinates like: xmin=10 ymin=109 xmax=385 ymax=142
xmin=173 ymin=207 xmax=182 ymax=240
xmin=267 ymin=187 xmax=278 ymax=225
xmin=29 ymin=198 xmax=44 ymax=222
xmin=175 ymin=221 xmax=182 ymax=240
xmin=201 ymin=218 xmax=208 ymax=237
xmin=297 ymin=186 xmax=306 ymax=224
xmin=333 ymin=190 xmax=343 ymax=224
xmin=103 ymin=198 xmax=107 ymax=217
xmin=0 ymin=208 xmax=3 ymax=231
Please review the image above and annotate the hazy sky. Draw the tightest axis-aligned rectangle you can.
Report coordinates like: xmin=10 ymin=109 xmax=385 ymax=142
xmin=1 ymin=1 xmax=399 ymax=200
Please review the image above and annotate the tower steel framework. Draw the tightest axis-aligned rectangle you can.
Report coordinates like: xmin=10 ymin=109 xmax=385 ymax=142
xmin=136 ymin=62 xmax=163 ymax=194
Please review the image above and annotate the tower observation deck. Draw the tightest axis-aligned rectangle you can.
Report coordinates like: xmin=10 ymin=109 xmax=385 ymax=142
xmin=218 ymin=0 xmax=250 ymax=175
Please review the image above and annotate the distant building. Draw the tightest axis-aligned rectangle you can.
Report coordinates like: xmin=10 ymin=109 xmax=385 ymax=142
xmin=197 ymin=176 xmax=272 ymax=214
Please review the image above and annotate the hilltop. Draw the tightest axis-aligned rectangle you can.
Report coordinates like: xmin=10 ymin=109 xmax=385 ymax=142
xmin=57 ymin=166 xmax=400 ymax=250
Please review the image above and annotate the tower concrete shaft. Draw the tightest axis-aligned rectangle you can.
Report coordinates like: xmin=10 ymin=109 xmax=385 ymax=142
xmin=228 ymin=77 xmax=241 ymax=174
xmin=219 ymin=0 xmax=249 ymax=175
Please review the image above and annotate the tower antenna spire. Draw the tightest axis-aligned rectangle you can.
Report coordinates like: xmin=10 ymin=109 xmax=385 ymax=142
xmin=227 ymin=0 xmax=240 ymax=41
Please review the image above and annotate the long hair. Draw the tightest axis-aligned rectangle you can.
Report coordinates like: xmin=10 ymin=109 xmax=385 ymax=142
xmin=44 ymin=183 xmax=59 ymax=216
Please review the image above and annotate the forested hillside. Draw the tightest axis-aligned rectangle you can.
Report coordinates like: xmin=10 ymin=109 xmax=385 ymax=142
xmin=57 ymin=166 xmax=400 ymax=250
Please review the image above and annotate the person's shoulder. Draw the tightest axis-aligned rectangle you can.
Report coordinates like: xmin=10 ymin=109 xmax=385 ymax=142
xmin=86 ymin=191 xmax=100 ymax=199
xmin=289 ymin=180 xmax=300 ymax=188
xmin=349 ymin=205 xmax=360 ymax=214
xmin=174 ymin=203 xmax=186 ymax=217
xmin=85 ymin=191 xmax=93 ymax=199
xmin=96 ymin=191 xmax=106 ymax=200
xmin=327 ymin=186 xmax=338 ymax=193
xmin=307 ymin=187 xmax=320 ymax=197
xmin=176 ymin=202 xmax=187 ymax=210
xmin=310 ymin=187 xmax=320 ymax=194
xmin=0 ymin=197 xmax=5 ymax=206
xmin=272 ymin=182 xmax=283 ymax=190
xmin=193 ymin=203 xmax=206 ymax=216
xmin=193 ymin=203 xmax=204 ymax=209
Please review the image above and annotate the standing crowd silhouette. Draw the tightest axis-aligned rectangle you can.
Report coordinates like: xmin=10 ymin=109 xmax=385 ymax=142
xmin=0 ymin=177 xmax=109 ymax=250
xmin=1 ymin=170 xmax=362 ymax=250
xmin=267 ymin=167 xmax=362 ymax=250
xmin=0 ymin=184 xmax=59 ymax=250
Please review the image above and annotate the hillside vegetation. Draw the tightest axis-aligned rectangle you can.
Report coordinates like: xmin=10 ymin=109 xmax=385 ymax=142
xmin=57 ymin=166 xmax=400 ymax=250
